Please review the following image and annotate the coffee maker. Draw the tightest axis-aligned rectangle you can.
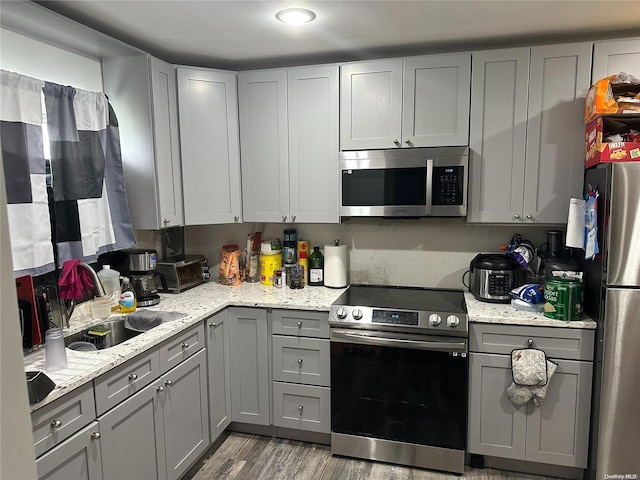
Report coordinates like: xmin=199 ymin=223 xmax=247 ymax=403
xmin=126 ymin=249 xmax=166 ymax=307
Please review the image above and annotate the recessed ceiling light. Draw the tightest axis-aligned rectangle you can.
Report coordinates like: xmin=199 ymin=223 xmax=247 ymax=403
xmin=275 ymin=8 xmax=316 ymax=25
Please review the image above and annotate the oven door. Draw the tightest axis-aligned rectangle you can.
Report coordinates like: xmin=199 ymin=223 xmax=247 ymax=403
xmin=330 ymin=328 xmax=468 ymax=451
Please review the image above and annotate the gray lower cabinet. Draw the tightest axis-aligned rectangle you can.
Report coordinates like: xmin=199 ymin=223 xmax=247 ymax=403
xmin=468 ymin=324 xmax=594 ymax=469
xmin=271 ymin=309 xmax=331 ymax=434
xmin=36 ymin=422 xmax=103 ymax=480
xmin=98 ymin=349 xmax=209 ymax=480
xmin=206 ymin=310 xmax=232 ymax=441
xmin=228 ymin=307 xmax=270 ymax=425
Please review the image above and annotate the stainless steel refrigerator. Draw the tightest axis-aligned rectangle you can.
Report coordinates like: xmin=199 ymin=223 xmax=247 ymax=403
xmin=581 ymin=162 xmax=640 ymax=480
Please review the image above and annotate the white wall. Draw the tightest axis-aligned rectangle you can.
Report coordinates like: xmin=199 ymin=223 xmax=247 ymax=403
xmin=138 ymin=220 xmax=551 ymax=289
xmin=0 ymin=27 xmax=103 ymax=92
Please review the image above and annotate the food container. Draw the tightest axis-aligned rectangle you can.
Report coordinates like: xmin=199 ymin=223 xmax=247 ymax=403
xmin=260 ymin=252 xmax=282 ymax=285
xmin=543 ymin=278 xmax=583 ymax=321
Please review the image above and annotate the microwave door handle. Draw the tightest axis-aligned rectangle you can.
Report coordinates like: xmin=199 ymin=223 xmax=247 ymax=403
xmin=425 ymin=158 xmax=433 ymax=215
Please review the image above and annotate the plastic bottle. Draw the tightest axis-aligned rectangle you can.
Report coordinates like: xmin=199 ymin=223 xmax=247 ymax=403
xmin=97 ymin=265 xmax=121 ymax=311
xmin=308 ymin=247 xmax=324 ymax=286
xmin=119 ymin=277 xmax=137 ymax=314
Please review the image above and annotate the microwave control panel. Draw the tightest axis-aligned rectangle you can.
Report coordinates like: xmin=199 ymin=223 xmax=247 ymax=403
xmin=432 ymin=166 xmax=463 ymax=205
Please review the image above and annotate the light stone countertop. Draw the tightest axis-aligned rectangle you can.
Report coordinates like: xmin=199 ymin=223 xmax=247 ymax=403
xmin=464 ymin=292 xmax=597 ymax=329
xmin=24 ymin=283 xmax=597 ymax=412
xmin=25 ymin=281 xmax=346 ymax=412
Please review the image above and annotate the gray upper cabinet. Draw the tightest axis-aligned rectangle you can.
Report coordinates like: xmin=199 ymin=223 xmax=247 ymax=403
xmin=239 ymin=65 xmax=339 ymax=223
xmin=592 ymin=37 xmax=640 ymax=80
xmin=102 ymin=55 xmax=183 ymax=230
xmin=177 ymin=67 xmax=242 ymax=225
xmin=468 ymin=43 xmax=592 ymax=224
xmin=228 ymin=307 xmax=270 ymax=425
xmin=205 ymin=310 xmax=232 ymax=442
xmin=340 ymin=54 xmax=471 ymax=150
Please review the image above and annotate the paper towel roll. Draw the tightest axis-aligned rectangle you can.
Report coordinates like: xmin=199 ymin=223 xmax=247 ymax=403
xmin=324 ymin=244 xmax=348 ymax=288
xmin=566 ymin=198 xmax=586 ymax=249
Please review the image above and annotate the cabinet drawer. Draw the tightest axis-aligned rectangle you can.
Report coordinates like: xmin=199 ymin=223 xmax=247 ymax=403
xmin=94 ymin=348 xmax=160 ymax=416
xmin=469 ymin=324 xmax=594 ymax=360
xmin=159 ymin=322 xmax=205 ymax=373
xmin=272 ymin=335 xmax=330 ymax=387
xmin=272 ymin=310 xmax=329 ymax=338
xmin=32 ymin=382 xmax=96 ymax=458
xmin=272 ymin=382 xmax=330 ymax=434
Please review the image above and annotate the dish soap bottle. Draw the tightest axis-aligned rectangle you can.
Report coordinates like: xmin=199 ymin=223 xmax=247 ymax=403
xmin=308 ymin=247 xmax=324 ymax=286
xmin=119 ymin=277 xmax=137 ymax=314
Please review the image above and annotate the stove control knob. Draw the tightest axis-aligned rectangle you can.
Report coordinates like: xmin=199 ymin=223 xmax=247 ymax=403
xmin=336 ymin=308 xmax=347 ymax=319
xmin=428 ymin=314 xmax=442 ymax=326
xmin=352 ymin=309 xmax=363 ymax=320
xmin=446 ymin=315 xmax=460 ymax=328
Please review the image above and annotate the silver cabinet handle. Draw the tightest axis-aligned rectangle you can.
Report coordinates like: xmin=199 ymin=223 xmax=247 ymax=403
xmin=291 ymin=215 xmax=296 ymax=222
xmin=156 ymin=385 xmax=164 ymax=392
xmin=297 ymin=358 xmax=303 ymax=366
xmin=526 ymin=214 xmax=533 ymax=220
xmin=405 ymin=139 xmax=411 ymax=145
xmin=234 ymin=215 xmax=239 ymax=222
xmin=128 ymin=373 xmax=137 ymax=381
xmin=514 ymin=213 xmax=521 ymax=219
xmin=91 ymin=432 xmax=101 ymax=440
xmin=297 ymin=321 xmax=303 ymax=328
xmin=181 ymin=342 xmax=189 ymax=349
xmin=50 ymin=420 xmax=62 ymax=429
xmin=298 ymin=405 xmax=303 ymax=412
xmin=165 ymin=380 xmax=173 ymax=386
xmin=393 ymin=139 xmax=401 ymax=146
xmin=163 ymin=218 xmax=170 ymax=225
xmin=208 ymin=322 xmax=216 ymax=328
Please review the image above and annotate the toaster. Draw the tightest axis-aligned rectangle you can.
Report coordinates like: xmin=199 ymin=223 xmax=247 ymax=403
xmin=156 ymin=254 xmax=209 ymax=293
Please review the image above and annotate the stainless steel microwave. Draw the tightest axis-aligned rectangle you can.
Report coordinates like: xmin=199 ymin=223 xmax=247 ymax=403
xmin=339 ymin=147 xmax=468 ymax=217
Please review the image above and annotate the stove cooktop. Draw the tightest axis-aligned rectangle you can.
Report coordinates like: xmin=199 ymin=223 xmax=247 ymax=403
xmin=329 ymin=284 xmax=468 ymax=336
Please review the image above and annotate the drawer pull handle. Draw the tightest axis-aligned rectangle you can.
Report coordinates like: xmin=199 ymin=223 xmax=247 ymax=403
xmin=181 ymin=342 xmax=189 ymax=349
xmin=297 ymin=358 xmax=303 ymax=366
xmin=527 ymin=338 xmax=534 ymax=348
xmin=208 ymin=322 xmax=216 ymax=328
xmin=157 ymin=385 xmax=165 ymax=392
xmin=128 ymin=373 xmax=137 ymax=381
xmin=164 ymin=380 xmax=173 ymax=386
xmin=297 ymin=321 xmax=303 ymax=328
xmin=91 ymin=432 xmax=101 ymax=440
xmin=298 ymin=405 xmax=304 ymax=413
xmin=50 ymin=420 xmax=62 ymax=429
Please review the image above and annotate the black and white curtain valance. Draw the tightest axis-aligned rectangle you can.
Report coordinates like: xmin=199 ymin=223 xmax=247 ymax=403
xmin=1 ymin=70 xmax=136 ymax=277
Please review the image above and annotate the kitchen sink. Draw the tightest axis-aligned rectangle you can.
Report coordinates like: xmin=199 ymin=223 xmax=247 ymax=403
xmin=64 ymin=317 xmax=142 ymax=349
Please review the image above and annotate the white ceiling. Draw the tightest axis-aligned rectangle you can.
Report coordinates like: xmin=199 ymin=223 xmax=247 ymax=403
xmin=32 ymin=0 xmax=640 ymax=70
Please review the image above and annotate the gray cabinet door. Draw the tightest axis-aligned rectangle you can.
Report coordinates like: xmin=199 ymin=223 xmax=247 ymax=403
xmin=206 ymin=310 xmax=231 ymax=441
xmin=468 ymin=48 xmax=530 ymax=223
xmin=526 ymin=359 xmax=593 ymax=468
xmin=98 ymin=380 xmax=167 ymax=480
xmin=36 ymin=422 xmax=103 ymax=480
xmin=287 ymin=65 xmax=339 ymax=223
xmin=467 ymin=353 xmax=527 ymax=459
xmin=177 ymin=67 xmax=242 ymax=225
xmin=592 ymin=38 xmax=640 ymax=80
xmin=162 ymin=349 xmax=210 ymax=480
xmin=403 ymin=53 xmax=471 ymax=147
xmin=523 ymin=42 xmax=592 ymax=224
xmin=238 ymin=69 xmax=289 ymax=223
xmin=229 ymin=307 xmax=270 ymax=425
xmin=340 ymin=58 xmax=403 ymax=150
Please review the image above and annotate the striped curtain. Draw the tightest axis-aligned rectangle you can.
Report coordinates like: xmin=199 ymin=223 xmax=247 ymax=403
xmin=0 ymin=70 xmax=55 ymax=277
xmin=0 ymin=70 xmax=136 ymax=276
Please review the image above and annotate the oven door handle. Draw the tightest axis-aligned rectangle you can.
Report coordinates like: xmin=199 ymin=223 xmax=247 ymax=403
xmin=331 ymin=331 xmax=467 ymax=353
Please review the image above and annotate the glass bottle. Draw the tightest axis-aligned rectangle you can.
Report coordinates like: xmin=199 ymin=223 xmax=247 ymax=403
xmin=308 ymin=247 xmax=324 ymax=286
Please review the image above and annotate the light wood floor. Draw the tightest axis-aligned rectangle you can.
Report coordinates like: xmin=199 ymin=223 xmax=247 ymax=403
xmin=184 ymin=432 xmax=563 ymax=480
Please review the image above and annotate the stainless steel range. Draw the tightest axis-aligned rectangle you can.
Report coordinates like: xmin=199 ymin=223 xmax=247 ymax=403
xmin=329 ymin=284 xmax=468 ymax=475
